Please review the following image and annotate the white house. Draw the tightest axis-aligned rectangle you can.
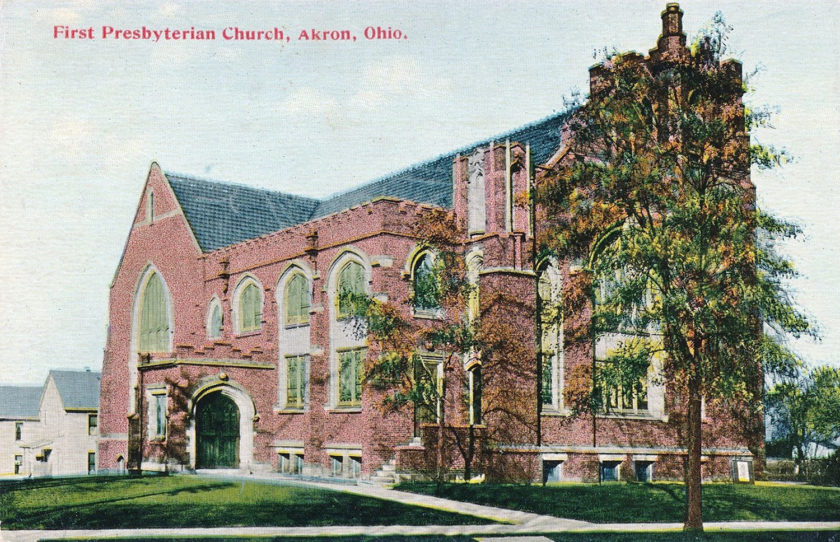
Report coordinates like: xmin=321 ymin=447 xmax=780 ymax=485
xmin=0 ymin=370 xmax=100 ymax=477
xmin=0 ymin=385 xmax=41 ymax=475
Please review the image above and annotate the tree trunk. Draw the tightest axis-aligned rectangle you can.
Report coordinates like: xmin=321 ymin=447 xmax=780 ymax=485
xmin=684 ymin=371 xmax=704 ymax=532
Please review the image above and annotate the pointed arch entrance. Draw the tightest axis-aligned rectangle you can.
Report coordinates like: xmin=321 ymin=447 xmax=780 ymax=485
xmin=196 ymin=392 xmax=240 ymax=468
xmin=188 ymin=380 xmax=255 ymax=470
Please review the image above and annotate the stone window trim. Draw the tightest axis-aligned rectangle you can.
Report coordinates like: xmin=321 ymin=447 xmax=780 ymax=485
xmin=335 ymin=260 xmax=367 ymax=320
xmin=232 ymin=275 xmax=264 ymax=335
xmin=537 ymin=258 xmax=565 ymax=412
xmin=280 ymin=353 xmax=309 ymax=412
xmin=134 ymin=266 xmax=173 ymax=355
xmin=406 ymin=247 xmax=443 ymax=318
xmin=325 ymin=447 xmax=362 ymax=478
xmin=206 ymin=296 xmax=223 ymax=340
xmin=283 ymin=271 xmax=311 ymax=327
xmin=147 ymin=387 xmax=168 ymax=441
xmin=336 ymin=347 xmax=365 ymax=408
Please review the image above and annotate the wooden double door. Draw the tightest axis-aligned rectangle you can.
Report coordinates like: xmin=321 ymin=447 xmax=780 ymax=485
xmin=196 ymin=392 xmax=240 ymax=468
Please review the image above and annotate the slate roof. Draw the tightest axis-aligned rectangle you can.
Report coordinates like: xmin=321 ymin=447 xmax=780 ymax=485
xmin=49 ymin=370 xmax=100 ymax=410
xmin=0 ymin=386 xmax=42 ymax=419
xmin=167 ymin=174 xmax=321 ymax=252
xmin=166 ymin=110 xmax=571 ymax=252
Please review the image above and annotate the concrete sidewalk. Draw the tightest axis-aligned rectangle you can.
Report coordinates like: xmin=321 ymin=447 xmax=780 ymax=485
xmin=2 ymin=473 xmax=838 ymax=541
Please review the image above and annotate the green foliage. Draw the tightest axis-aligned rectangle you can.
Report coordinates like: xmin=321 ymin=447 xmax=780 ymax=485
xmin=398 ymin=481 xmax=840 ymax=523
xmin=0 ymin=475 xmax=492 ymax=529
xmin=767 ymin=365 xmax=840 ymax=461
xmin=537 ymin=14 xmax=809 ymax=412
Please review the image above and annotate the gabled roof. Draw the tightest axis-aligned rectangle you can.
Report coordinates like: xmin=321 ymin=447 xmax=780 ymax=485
xmin=48 ymin=370 xmax=100 ymax=410
xmin=167 ymin=174 xmax=321 ymax=252
xmin=165 ymin=110 xmax=571 ymax=252
xmin=0 ymin=386 xmax=42 ymax=419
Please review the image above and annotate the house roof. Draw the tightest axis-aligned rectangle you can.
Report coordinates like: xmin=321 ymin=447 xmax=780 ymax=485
xmin=48 ymin=370 xmax=101 ymax=410
xmin=166 ymin=111 xmax=570 ymax=252
xmin=0 ymin=386 xmax=42 ymax=419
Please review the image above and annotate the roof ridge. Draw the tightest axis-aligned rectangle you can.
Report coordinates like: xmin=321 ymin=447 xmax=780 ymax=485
xmin=165 ymin=171 xmax=322 ymax=204
xmin=317 ymin=110 xmax=571 ymax=205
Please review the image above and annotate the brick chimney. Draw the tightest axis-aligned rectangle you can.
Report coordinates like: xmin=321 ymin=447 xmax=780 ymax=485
xmin=652 ymin=3 xmax=687 ymax=61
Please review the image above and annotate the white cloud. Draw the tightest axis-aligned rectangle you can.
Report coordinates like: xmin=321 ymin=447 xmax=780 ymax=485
xmin=349 ymin=56 xmax=452 ymax=110
xmin=276 ymin=87 xmax=339 ymax=116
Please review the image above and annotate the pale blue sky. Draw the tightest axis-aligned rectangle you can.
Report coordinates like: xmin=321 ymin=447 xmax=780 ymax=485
xmin=0 ymin=1 xmax=837 ymax=384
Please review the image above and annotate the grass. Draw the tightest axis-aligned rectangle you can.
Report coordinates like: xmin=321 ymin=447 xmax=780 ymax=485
xmin=35 ymin=534 xmax=840 ymax=542
xmin=547 ymin=533 xmax=840 ymax=542
xmin=0 ymin=474 xmax=494 ymax=530
xmin=396 ymin=481 xmax=840 ymax=523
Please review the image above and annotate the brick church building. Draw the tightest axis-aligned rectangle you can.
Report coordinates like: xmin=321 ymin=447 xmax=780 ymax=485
xmin=98 ymin=4 xmax=761 ymax=482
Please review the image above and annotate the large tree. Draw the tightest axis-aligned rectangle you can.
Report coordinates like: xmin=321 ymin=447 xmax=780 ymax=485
xmin=536 ymin=14 xmax=809 ymax=531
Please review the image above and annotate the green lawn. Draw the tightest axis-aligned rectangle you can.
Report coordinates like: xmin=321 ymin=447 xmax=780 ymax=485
xmin=396 ymin=481 xmax=840 ymax=523
xmin=36 ymin=533 xmax=840 ymax=542
xmin=0 ymin=475 xmax=494 ymax=530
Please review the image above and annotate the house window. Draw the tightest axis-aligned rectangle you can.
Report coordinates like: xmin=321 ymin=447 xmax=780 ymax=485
xmin=207 ymin=299 xmax=223 ymax=339
xmin=537 ymin=262 xmax=563 ymax=409
xmin=286 ymin=355 xmax=308 ymax=409
xmin=151 ymin=393 xmax=167 ymax=439
xmin=543 ymin=460 xmax=563 ymax=483
xmin=469 ymin=365 xmax=482 ymax=426
xmin=635 ymin=461 xmax=654 ymax=482
xmin=15 ymin=421 xmax=22 ymax=441
xmin=279 ymin=451 xmax=304 ymax=474
xmin=285 ymin=273 xmax=310 ymax=326
xmin=138 ymin=271 xmax=169 ymax=353
xmin=237 ymin=280 xmax=263 ymax=333
xmin=88 ymin=452 xmax=96 ymax=474
xmin=601 ymin=461 xmax=621 ymax=482
xmin=14 ymin=455 xmax=22 ymax=475
xmin=337 ymin=261 xmax=365 ymax=318
xmin=88 ymin=414 xmax=98 ymax=436
xmin=330 ymin=455 xmax=343 ymax=476
xmin=338 ymin=349 xmax=364 ymax=407
xmin=412 ymin=252 xmax=440 ymax=313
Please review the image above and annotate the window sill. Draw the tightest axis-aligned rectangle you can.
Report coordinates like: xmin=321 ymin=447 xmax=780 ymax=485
xmin=274 ymin=406 xmax=307 ymax=414
xmin=284 ymin=322 xmax=310 ymax=330
xmin=326 ymin=406 xmax=362 ymax=413
xmin=413 ymin=310 xmax=442 ymax=320
xmin=541 ymin=407 xmax=572 ymax=417
xmin=236 ymin=330 xmax=262 ymax=338
xmin=596 ymin=411 xmax=664 ymax=421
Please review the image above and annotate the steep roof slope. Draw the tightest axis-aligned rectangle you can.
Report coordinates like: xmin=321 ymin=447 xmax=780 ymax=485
xmin=49 ymin=370 xmax=101 ymax=410
xmin=0 ymin=386 xmax=42 ymax=419
xmin=167 ymin=174 xmax=321 ymax=252
xmin=166 ymin=111 xmax=570 ymax=252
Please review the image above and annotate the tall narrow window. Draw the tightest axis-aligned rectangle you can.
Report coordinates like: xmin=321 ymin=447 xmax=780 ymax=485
xmin=337 ymin=261 xmax=365 ymax=318
xmin=338 ymin=348 xmax=364 ymax=406
xmin=139 ymin=272 xmax=169 ymax=353
xmin=148 ymin=191 xmax=155 ymax=223
xmin=469 ymin=366 xmax=482 ymax=425
xmin=286 ymin=355 xmax=308 ymax=409
xmin=88 ymin=414 xmax=98 ymax=436
xmin=15 ymin=421 xmax=22 ymax=441
xmin=238 ymin=281 xmax=262 ymax=333
xmin=151 ymin=393 xmax=167 ymax=438
xmin=88 ymin=452 xmax=96 ymax=474
xmin=285 ymin=273 xmax=310 ymax=325
xmin=207 ymin=300 xmax=223 ymax=339
xmin=413 ymin=253 xmax=440 ymax=313
xmin=538 ymin=263 xmax=563 ymax=410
